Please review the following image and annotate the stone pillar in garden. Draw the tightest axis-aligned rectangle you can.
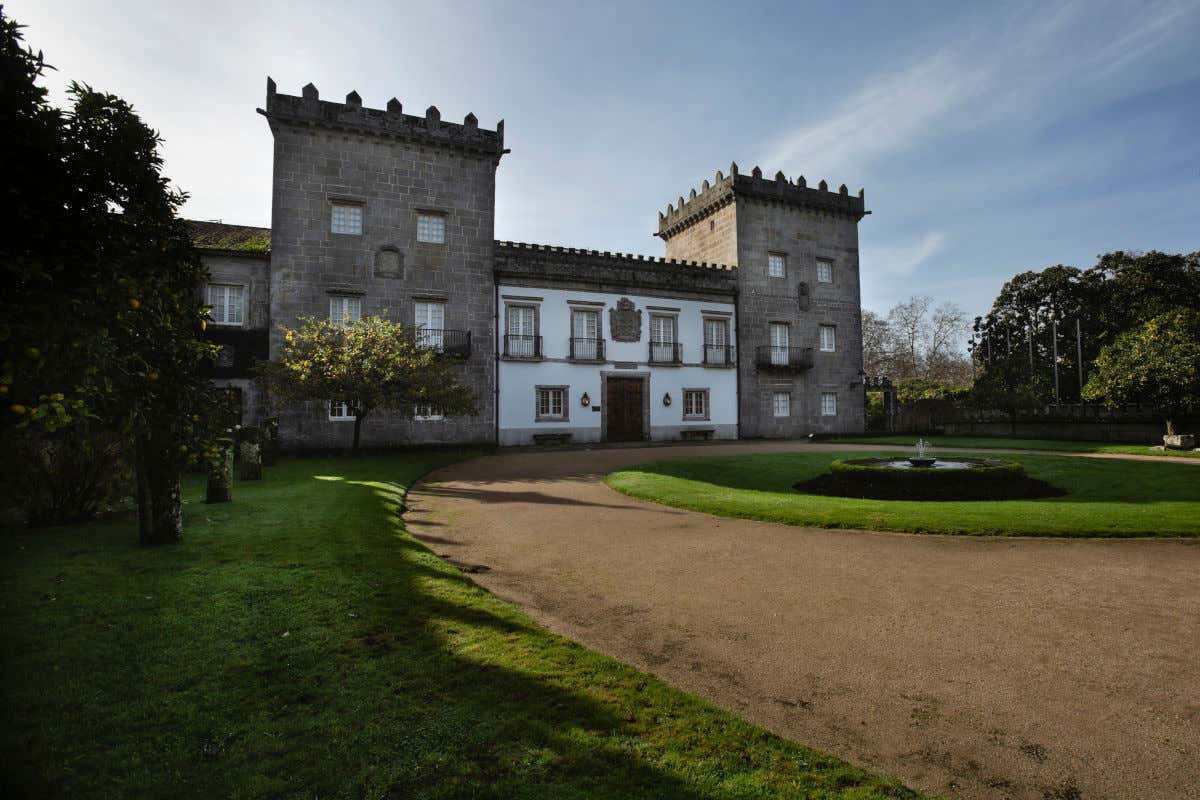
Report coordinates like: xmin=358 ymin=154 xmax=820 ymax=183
xmin=206 ymin=443 xmax=233 ymax=503
xmin=239 ymin=442 xmax=263 ymax=481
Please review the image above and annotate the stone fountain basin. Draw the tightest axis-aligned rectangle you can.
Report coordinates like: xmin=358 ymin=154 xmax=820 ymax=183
xmin=792 ymin=456 xmax=1063 ymax=501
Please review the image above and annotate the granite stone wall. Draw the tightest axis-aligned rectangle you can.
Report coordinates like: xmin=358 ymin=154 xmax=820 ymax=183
xmin=263 ymin=84 xmax=501 ymax=449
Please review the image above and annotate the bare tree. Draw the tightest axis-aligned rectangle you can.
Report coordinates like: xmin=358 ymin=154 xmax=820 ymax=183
xmin=887 ymin=295 xmax=931 ymax=380
xmin=861 ymin=309 xmax=891 ymax=377
xmin=865 ymin=295 xmax=971 ymax=386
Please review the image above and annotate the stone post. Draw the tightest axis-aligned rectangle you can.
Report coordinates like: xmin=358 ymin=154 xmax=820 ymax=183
xmin=239 ymin=442 xmax=263 ymax=481
xmin=262 ymin=418 xmax=280 ymax=466
xmin=206 ymin=443 xmax=233 ymax=504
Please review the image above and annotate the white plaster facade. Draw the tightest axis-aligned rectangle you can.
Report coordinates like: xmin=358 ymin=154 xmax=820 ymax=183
xmin=497 ymin=285 xmax=738 ymax=446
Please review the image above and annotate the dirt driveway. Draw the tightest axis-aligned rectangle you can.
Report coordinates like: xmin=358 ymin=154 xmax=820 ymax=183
xmin=405 ymin=442 xmax=1200 ymax=800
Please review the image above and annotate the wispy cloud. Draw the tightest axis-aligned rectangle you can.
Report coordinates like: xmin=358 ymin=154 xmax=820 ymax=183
xmin=760 ymin=0 xmax=1199 ymax=178
xmin=864 ymin=231 xmax=947 ymax=280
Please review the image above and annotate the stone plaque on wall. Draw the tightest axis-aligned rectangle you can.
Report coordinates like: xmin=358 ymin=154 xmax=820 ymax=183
xmin=375 ymin=247 xmax=404 ymax=279
xmin=609 ymin=297 xmax=642 ymax=342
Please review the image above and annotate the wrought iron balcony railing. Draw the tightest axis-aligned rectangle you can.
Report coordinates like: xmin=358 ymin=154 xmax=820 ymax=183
xmin=417 ymin=329 xmax=471 ymax=358
xmin=569 ymin=337 xmax=605 ymax=361
xmin=648 ymin=341 xmax=682 ymax=365
xmin=702 ymin=344 xmax=735 ymax=366
xmin=754 ymin=345 xmax=814 ymax=370
xmin=503 ymin=334 xmax=542 ymax=359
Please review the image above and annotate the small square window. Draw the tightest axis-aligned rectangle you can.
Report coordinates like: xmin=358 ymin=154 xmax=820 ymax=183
xmin=536 ymin=387 xmax=567 ymax=421
xmin=414 ymin=404 xmax=444 ymax=421
xmin=772 ymin=392 xmax=790 ymax=418
xmin=768 ymin=253 xmax=786 ymax=278
xmin=821 ymin=392 xmax=838 ymax=416
xmin=330 ymin=296 xmax=362 ymax=327
xmin=683 ymin=389 xmax=709 ymax=420
xmin=207 ymin=284 xmax=244 ymax=326
xmin=329 ymin=400 xmax=355 ymax=421
xmin=417 ymin=213 xmax=446 ymax=244
xmin=817 ymin=259 xmax=833 ymax=283
xmin=331 ymin=204 xmax=362 ymax=235
xmin=819 ymin=325 xmax=836 ymax=352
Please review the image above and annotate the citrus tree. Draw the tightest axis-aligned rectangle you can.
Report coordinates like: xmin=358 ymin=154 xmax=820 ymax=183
xmin=1082 ymin=309 xmax=1200 ymax=437
xmin=257 ymin=316 xmax=478 ymax=455
xmin=1 ymin=9 xmax=221 ymax=542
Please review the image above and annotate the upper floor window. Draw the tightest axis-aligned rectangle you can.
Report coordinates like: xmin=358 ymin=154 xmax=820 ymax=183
xmin=330 ymin=296 xmax=362 ymax=327
xmin=417 ymin=213 xmax=446 ymax=244
xmin=768 ymin=252 xmax=786 ymax=278
xmin=331 ymin=203 xmax=362 ymax=235
xmin=505 ymin=304 xmax=539 ymax=358
xmin=329 ymin=400 xmax=355 ymax=421
xmin=819 ymin=324 xmax=836 ymax=352
xmin=703 ymin=318 xmax=729 ymax=365
xmin=769 ymin=322 xmax=790 ymax=365
xmin=821 ymin=392 xmax=838 ymax=416
xmin=816 ymin=259 xmax=833 ymax=283
xmin=207 ymin=284 xmax=244 ymax=326
xmin=415 ymin=300 xmax=446 ymax=348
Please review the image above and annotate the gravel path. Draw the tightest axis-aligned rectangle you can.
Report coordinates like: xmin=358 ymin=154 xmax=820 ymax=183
xmin=405 ymin=442 xmax=1200 ymax=800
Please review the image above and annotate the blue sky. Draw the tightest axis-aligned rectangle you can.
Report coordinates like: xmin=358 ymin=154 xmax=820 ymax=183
xmin=14 ymin=0 xmax=1200 ymax=318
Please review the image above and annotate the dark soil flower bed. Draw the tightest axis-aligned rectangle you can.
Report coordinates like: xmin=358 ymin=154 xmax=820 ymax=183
xmin=794 ymin=457 xmax=1067 ymax=501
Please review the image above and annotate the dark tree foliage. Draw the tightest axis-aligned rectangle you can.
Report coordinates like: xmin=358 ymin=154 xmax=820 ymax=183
xmin=0 ymin=9 xmax=221 ymax=543
xmin=971 ymin=251 xmax=1200 ymax=408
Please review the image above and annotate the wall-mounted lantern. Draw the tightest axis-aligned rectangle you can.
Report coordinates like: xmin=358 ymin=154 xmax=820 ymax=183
xmin=580 ymin=392 xmax=591 ymax=407
xmin=663 ymin=392 xmax=672 ymax=407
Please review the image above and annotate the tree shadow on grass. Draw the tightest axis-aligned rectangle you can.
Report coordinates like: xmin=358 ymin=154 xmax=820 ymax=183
xmin=0 ymin=460 xmax=921 ymax=800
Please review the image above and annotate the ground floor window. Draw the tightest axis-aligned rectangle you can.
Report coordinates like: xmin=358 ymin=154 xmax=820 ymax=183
xmin=536 ymin=386 xmax=568 ymax=421
xmin=414 ymin=404 xmax=444 ymax=421
xmin=772 ymin=392 xmax=790 ymax=418
xmin=821 ymin=392 xmax=838 ymax=416
xmin=329 ymin=400 xmax=355 ymax=421
xmin=683 ymin=389 xmax=709 ymax=420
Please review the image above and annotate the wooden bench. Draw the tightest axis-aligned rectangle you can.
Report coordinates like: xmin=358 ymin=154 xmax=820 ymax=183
xmin=532 ymin=433 xmax=573 ymax=446
xmin=679 ymin=428 xmax=715 ymax=442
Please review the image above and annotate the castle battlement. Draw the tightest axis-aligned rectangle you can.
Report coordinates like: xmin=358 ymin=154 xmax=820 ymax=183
xmin=495 ymin=240 xmax=736 ymax=273
xmin=258 ymin=78 xmax=506 ymax=157
xmin=656 ymin=164 xmax=867 ymax=239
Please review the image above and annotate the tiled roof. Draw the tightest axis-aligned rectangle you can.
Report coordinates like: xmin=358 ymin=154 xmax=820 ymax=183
xmin=188 ymin=220 xmax=271 ymax=254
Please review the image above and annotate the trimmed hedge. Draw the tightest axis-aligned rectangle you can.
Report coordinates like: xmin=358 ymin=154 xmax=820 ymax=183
xmin=799 ymin=457 xmax=1064 ymax=501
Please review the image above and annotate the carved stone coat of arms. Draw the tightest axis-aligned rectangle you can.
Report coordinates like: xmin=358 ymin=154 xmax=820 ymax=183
xmin=609 ymin=297 xmax=642 ymax=342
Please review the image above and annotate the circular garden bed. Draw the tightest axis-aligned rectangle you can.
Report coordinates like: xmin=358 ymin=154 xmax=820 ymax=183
xmin=795 ymin=457 xmax=1065 ymax=501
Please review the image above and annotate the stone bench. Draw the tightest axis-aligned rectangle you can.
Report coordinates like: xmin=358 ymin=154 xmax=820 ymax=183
xmin=680 ymin=428 xmax=715 ymax=441
xmin=532 ymin=433 xmax=573 ymax=446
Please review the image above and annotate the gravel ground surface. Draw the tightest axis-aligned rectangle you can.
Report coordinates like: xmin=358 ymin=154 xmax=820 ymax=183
xmin=405 ymin=442 xmax=1200 ymax=800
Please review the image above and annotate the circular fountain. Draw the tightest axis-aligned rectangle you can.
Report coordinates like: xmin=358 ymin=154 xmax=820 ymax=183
xmin=794 ymin=440 xmax=1065 ymax=501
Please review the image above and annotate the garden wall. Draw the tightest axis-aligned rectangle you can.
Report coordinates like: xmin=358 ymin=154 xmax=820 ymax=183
xmin=892 ymin=401 xmax=1194 ymax=443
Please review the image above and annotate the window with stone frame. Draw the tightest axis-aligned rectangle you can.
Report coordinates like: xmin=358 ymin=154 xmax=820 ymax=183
xmin=207 ymin=284 xmax=245 ymax=326
xmin=329 ymin=296 xmax=362 ymax=327
xmin=331 ymin=203 xmax=362 ymax=235
xmin=413 ymin=404 xmax=444 ymax=421
xmin=819 ymin=324 xmax=837 ymax=352
xmin=682 ymin=389 xmax=709 ymax=420
xmin=329 ymin=400 xmax=355 ymax=421
xmin=816 ymin=258 xmax=834 ymax=283
xmin=535 ymin=386 xmax=568 ymax=421
xmin=416 ymin=212 xmax=446 ymax=244
xmin=768 ymin=252 xmax=787 ymax=278
xmin=821 ymin=392 xmax=838 ymax=416
xmin=772 ymin=391 xmax=790 ymax=418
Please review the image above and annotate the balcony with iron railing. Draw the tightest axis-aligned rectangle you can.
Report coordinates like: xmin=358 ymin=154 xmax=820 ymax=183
xmin=702 ymin=344 xmax=736 ymax=367
xmin=568 ymin=337 xmax=606 ymax=362
xmin=416 ymin=329 xmax=471 ymax=358
xmin=648 ymin=341 xmax=683 ymax=365
xmin=503 ymin=334 xmax=542 ymax=359
xmin=755 ymin=345 xmax=814 ymax=371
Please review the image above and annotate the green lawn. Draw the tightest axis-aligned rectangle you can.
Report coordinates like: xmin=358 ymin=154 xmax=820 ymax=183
xmin=827 ymin=435 xmax=1200 ymax=459
xmin=1 ymin=453 xmax=924 ymax=799
xmin=607 ymin=452 xmax=1200 ymax=537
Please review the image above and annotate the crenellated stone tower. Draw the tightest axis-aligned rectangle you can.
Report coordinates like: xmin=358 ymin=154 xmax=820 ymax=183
xmin=657 ymin=165 xmax=868 ymax=436
xmin=259 ymin=79 xmax=505 ymax=447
